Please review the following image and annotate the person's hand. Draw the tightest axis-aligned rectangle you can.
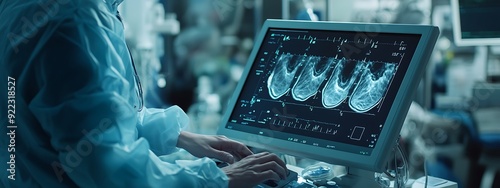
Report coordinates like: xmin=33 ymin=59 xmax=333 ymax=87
xmin=176 ymin=131 xmax=253 ymax=163
xmin=221 ymin=152 xmax=288 ymax=188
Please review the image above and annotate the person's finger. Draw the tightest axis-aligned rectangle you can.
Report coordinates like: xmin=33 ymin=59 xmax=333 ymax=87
xmin=256 ymin=169 xmax=281 ymax=182
xmin=211 ymin=149 xmax=235 ymax=164
xmin=253 ymin=161 xmax=287 ymax=180
xmin=251 ymin=153 xmax=287 ymax=170
xmin=233 ymin=141 xmax=253 ymax=157
xmin=244 ymin=152 xmax=269 ymax=160
xmin=220 ymin=139 xmax=253 ymax=160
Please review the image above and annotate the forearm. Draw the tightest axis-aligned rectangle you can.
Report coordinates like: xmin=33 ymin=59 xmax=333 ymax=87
xmin=176 ymin=131 xmax=193 ymax=149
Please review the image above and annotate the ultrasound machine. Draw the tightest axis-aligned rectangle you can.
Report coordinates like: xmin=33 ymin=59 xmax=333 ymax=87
xmin=217 ymin=20 xmax=439 ymax=187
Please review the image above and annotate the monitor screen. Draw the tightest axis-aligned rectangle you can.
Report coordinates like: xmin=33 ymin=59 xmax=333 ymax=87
xmin=218 ymin=20 xmax=439 ymax=172
xmin=226 ymin=29 xmax=420 ymax=156
xmin=452 ymin=0 xmax=500 ymax=46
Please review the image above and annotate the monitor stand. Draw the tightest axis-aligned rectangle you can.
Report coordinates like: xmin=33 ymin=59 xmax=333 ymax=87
xmin=332 ymin=167 xmax=380 ymax=188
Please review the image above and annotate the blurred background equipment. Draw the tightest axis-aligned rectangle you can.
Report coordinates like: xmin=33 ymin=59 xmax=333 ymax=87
xmin=451 ymin=0 xmax=500 ymax=47
xmin=120 ymin=0 xmax=180 ymax=108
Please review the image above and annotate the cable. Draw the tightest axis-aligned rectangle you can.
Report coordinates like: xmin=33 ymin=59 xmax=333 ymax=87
xmin=424 ymin=158 xmax=428 ymax=188
xmin=395 ymin=146 xmax=399 ymax=188
xmin=375 ymin=142 xmax=410 ymax=188
xmin=396 ymin=143 xmax=409 ymax=188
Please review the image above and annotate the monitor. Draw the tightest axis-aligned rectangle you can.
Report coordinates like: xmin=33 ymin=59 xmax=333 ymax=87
xmin=451 ymin=0 xmax=500 ymax=46
xmin=217 ymin=19 xmax=439 ymax=186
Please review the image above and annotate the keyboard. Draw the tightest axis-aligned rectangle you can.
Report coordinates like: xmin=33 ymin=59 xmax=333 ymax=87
xmin=257 ymin=170 xmax=298 ymax=188
xmin=256 ymin=169 xmax=340 ymax=188
xmin=215 ymin=160 xmax=334 ymax=188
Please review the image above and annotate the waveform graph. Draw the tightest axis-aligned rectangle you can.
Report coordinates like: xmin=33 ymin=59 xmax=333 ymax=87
xmin=265 ymin=52 xmax=399 ymax=114
xmin=291 ymin=56 xmax=334 ymax=101
xmin=348 ymin=62 xmax=397 ymax=113
xmin=322 ymin=59 xmax=365 ymax=109
xmin=267 ymin=53 xmax=302 ymax=99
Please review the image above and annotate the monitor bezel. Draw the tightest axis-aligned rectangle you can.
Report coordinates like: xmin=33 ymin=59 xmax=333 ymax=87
xmin=217 ymin=19 xmax=439 ymax=172
xmin=451 ymin=0 xmax=500 ymax=46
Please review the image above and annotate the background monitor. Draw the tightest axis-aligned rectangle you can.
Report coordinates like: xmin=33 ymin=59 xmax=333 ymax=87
xmin=451 ymin=0 xmax=500 ymax=46
xmin=218 ymin=20 xmax=438 ymax=180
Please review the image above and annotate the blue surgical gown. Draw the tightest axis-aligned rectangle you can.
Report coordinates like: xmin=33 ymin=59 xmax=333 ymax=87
xmin=0 ymin=0 xmax=228 ymax=187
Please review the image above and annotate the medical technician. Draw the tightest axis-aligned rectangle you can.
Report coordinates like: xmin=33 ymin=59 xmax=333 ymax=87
xmin=0 ymin=0 xmax=287 ymax=187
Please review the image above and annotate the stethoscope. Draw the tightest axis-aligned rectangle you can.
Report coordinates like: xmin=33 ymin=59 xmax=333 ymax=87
xmin=130 ymin=50 xmax=144 ymax=112
xmin=117 ymin=11 xmax=144 ymax=112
